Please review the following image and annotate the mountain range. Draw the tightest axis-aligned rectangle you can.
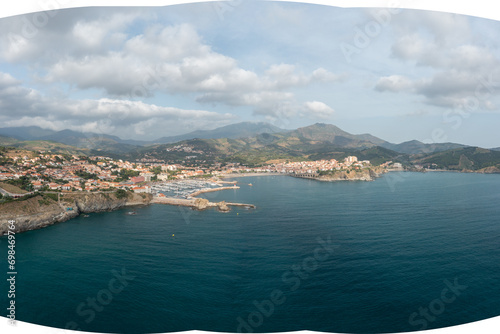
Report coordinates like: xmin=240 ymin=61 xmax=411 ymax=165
xmin=1 ymin=122 xmax=499 ymax=172
xmin=0 ymin=122 xmax=471 ymax=155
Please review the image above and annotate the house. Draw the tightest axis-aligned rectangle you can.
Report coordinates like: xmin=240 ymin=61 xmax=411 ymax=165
xmin=132 ymin=186 xmax=151 ymax=193
xmin=140 ymin=173 xmax=154 ymax=182
xmin=32 ymin=181 xmax=44 ymax=190
xmin=130 ymin=176 xmax=145 ymax=184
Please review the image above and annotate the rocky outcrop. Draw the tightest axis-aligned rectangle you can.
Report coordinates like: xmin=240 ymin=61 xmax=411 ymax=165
xmin=477 ymin=166 xmax=500 ymax=174
xmin=216 ymin=201 xmax=230 ymax=212
xmin=0 ymin=196 xmax=78 ymax=234
xmin=66 ymin=192 xmax=151 ymax=213
xmin=0 ymin=192 xmax=152 ymax=234
xmin=193 ymin=198 xmax=210 ymax=210
xmin=316 ymin=167 xmax=387 ymax=182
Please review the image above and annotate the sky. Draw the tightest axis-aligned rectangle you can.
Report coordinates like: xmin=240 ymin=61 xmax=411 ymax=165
xmin=0 ymin=2 xmax=500 ymax=147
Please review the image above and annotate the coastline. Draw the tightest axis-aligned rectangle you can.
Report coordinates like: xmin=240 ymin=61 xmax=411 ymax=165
xmin=0 ymin=192 xmax=152 ymax=235
xmin=4 ymin=168 xmax=497 ymax=235
xmin=0 ymin=182 xmax=258 ymax=235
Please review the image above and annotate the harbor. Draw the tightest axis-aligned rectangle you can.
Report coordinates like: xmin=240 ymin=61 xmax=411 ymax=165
xmin=150 ymin=179 xmax=256 ymax=212
xmin=151 ymin=179 xmax=225 ymax=199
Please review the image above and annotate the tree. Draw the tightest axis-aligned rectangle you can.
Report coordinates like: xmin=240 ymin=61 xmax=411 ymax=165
xmin=150 ymin=166 xmax=162 ymax=175
xmin=75 ymin=170 xmax=98 ymax=180
xmin=80 ymin=181 xmax=86 ymax=191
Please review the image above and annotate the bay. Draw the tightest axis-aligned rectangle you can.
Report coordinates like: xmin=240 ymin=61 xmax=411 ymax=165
xmin=1 ymin=172 xmax=500 ymax=333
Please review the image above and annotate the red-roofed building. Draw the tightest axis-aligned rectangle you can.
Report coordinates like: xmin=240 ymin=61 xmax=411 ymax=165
xmin=130 ymin=176 xmax=145 ymax=184
xmin=132 ymin=186 xmax=151 ymax=193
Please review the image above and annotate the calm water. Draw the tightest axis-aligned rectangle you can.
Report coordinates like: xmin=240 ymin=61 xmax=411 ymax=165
xmin=1 ymin=172 xmax=500 ymax=333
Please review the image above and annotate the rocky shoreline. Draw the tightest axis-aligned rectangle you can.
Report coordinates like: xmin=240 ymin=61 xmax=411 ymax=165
xmin=314 ymin=167 xmax=388 ymax=182
xmin=0 ymin=192 xmax=152 ymax=234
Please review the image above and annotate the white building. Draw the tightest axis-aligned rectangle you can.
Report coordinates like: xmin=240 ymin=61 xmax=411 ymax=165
xmin=345 ymin=156 xmax=358 ymax=164
xmin=157 ymin=173 xmax=170 ymax=181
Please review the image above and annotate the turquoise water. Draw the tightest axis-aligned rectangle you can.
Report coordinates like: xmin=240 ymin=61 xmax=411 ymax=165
xmin=1 ymin=172 xmax=500 ymax=333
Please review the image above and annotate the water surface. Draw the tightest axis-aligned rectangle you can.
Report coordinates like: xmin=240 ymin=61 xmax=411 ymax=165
xmin=1 ymin=172 xmax=500 ymax=333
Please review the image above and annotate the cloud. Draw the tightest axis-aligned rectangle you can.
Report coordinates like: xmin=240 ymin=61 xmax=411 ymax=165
xmin=375 ymin=10 xmax=500 ymax=111
xmin=302 ymin=101 xmax=335 ymax=119
xmin=42 ymin=23 xmax=341 ymax=105
xmin=0 ymin=72 xmax=235 ymax=139
xmin=375 ymin=75 xmax=415 ymax=93
xmin=0 ymin=72 xmax=21 ymax=88
xmin=0 ymin=7 xmax=343 ymax=123
xmin=0 ymin=9 xmax=150 ymax=63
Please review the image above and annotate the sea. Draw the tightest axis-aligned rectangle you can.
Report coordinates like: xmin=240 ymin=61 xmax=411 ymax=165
xmin=1 ymin=172 xmax=500 ymax=333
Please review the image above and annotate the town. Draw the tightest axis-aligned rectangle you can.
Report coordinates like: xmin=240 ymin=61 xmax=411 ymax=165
xmin=0 ymin=146 xmax=390 ymax=200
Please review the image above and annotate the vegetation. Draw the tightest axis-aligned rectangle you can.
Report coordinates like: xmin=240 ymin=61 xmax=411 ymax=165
xmin=1 ymin=179 xmax=31 ymax=193
xmin=0 ymin=139 xmax=88 ymax=155
xmin=75 ymin=170 xmax=98 ymax=180
xmin=112 ymin=168 xmax=140 ymax=181
xmin=43 ymin=193 xmax=59 ymax=202
xmin=150 ymin=166 xmax=162 ymax=175
xmin=38 ymin=197 xmax=53 ymax=206
xmin=414 ymin=147 xmax=500 ymax=171
xmin=115 ymin=189 xmax=129 ymax=199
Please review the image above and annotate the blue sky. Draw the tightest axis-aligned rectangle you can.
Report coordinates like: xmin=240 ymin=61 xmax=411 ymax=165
xmin=0 ymin=2 xmax=500 ymax=147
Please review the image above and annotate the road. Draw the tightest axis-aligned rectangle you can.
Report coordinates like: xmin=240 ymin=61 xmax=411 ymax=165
xmin=0 ymin=186 xmax=35 ymax=198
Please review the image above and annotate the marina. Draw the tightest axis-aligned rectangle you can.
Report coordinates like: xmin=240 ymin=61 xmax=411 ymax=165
xmin=151 ymin=179 xmax=223 ymax=198
xmin=150 ymin=179 xmax=255 ymax=211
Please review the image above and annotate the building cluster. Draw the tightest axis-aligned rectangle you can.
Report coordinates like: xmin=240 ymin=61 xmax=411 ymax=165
xmin=270 ymin=156 xmax=370 ymax=174
xmin=211 ymin=157 xmax=371 ymax=175
xmin=0 ymin=150 xmax=373 ymax=195
xmin=0 ymin=153 xmax=153 ymax=193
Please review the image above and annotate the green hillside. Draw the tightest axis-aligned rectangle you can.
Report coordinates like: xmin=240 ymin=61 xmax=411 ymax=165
xmin=414 ymin=147 xmax=500 ymax=171
xmin=0 ymin=138 xmax=89 ymax=155
xmin=129 ymin=125 xmax=404 ymax=167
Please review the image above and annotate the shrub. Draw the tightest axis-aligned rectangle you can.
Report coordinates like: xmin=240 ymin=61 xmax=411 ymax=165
xmin=115 ymin=189 xmax=129 ymax=199
xmin=44 ymin=193 xmax=59 ymax=202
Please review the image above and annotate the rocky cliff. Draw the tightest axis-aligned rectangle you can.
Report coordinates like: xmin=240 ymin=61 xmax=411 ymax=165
xmin=0 ymin=192 xmax=152 ymax=234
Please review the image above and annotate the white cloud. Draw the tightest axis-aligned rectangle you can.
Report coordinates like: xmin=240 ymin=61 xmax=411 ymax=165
xmin=0 ymin=72 xmax=235 ymax=139
xmin=375 ymin=75 xmax=415 ymax=93
xmin=0 ymin=10 xmax=149 ymax=63
xmin=0 ymin=7 xmax=343 ymax=122
xmin=42 ymin=23 xmax=341 ymax=108
xmin=375 ymin=10 xmax=500 ymax=111
xmin=303 ymin=101 xmax=335 ymax=119
xmin=0 ymin=72 xmax=21 ymax=89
